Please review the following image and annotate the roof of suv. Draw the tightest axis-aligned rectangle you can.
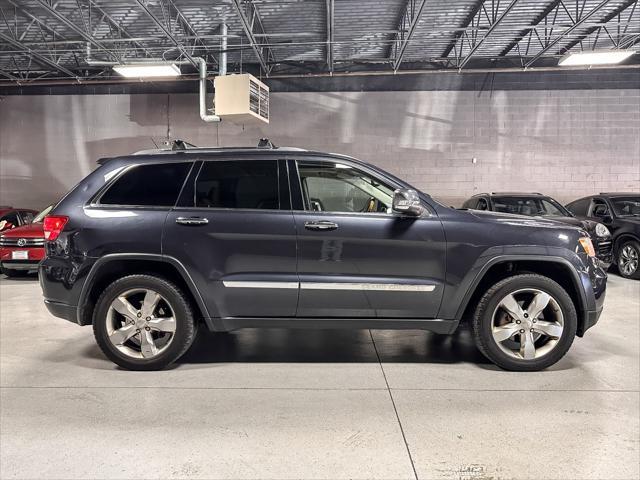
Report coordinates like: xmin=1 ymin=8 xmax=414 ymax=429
xmin=472 ymin=192 xmax=546 ymax=197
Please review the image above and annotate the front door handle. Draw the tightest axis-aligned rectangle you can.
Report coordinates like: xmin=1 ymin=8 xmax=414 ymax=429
xmin=176 ymin=216 xmax=209 ymax=226
xmin=304 ymin=220 xmax=338 ymax=231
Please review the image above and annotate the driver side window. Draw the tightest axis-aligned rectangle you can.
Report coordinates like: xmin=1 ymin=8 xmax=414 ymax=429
xmin=298 ymin=161 xmax=394 ymax=214
xmin=589 ymin=199 xmax=610 ymax=218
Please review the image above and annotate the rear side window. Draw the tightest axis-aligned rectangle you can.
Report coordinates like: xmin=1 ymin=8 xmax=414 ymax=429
xmin=195 ymin=160 xmax=279 ymax=210
xmin=100 ymin=162 xmax=191 ymax=207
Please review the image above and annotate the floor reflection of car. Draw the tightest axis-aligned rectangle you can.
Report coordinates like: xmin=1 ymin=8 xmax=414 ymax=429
xmin=461 ymin=193 xmax=613 ymax=269
xmin=0 ymin=206 xmax=38 ymax=233
xmin=0 ymin=205 xmax=53 ymax=277
xmin=566 ymin=193 xmax=640 ymax=280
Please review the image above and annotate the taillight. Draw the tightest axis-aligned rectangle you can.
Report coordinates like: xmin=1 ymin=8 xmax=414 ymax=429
xmin=43 ymin=215 xmax=69 ymax=241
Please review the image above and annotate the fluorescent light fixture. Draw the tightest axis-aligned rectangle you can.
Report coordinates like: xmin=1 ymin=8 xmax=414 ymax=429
xmin=558 ymin=50 xmax=635 ymax=66
xmin=113 ymin=63 xmax=181 ymax=78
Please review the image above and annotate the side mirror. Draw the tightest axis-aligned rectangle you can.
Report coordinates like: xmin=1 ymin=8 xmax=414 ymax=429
xmin=392 ymin=189 xmax=424 ymax=217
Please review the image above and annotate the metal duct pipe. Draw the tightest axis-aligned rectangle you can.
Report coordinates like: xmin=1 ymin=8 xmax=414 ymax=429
xmin=195 ymin=56 xmax=221 ymax=122
xmin=219 ymin=23 xmax=228 ymax=76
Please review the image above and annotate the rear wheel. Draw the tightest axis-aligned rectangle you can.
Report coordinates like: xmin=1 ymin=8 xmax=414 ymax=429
xmin=93 ymin=274 xmax=197 ymax=370
xmin=617 ymin=240 xmax=640 ymax=280
xmin=471 ymin=274 xmax=577 ymax=371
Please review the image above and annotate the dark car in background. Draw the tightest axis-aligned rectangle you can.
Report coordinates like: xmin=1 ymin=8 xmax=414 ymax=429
xmin=0 ymin=205 xmax=53 ymax=277
xmin=462 ymin=193 xmax=613 ymax=268
xmin=566 ymin=193 xmax=640 ymax=279
xmin=39 ymin=144 xmax=606 ymax=372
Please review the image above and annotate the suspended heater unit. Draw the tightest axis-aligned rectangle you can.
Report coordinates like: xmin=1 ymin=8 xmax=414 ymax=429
xmin=214 ymin=73 xmax=269 ymax=124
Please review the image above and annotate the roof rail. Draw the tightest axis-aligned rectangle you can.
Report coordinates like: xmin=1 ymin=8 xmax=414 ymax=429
xmin=168 ymin=139 xmax=198 ymax=151
xmin=490 ymin=192 xmax=543 ymax=195
xmin=257 ymin=138 xmax=277 ymax=149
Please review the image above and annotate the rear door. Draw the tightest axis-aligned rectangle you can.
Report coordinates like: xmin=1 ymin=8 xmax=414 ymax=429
xmin=289 ymin=157 xmax=446 ymax=319
xmin=163 ymin=157 xmax=298 ymax=319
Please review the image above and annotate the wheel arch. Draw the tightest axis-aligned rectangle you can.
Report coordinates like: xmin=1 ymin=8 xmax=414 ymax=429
xmin=613 ymin=232 xmax=640 ymax=253
xmin=77 ymin=254 xmax=212 ymax=328
xmin=456 ymin=256 xmax=589 ymax=336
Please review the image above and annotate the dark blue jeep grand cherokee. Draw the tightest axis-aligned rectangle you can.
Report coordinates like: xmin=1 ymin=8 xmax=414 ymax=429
xmin=40 ymin=144 xmax=606 ymax=371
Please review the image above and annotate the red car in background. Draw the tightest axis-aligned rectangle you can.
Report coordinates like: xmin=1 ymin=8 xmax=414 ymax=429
xmin=0 ymin=205 xmax=52 ymax=277
xmin=0 ymin=207 xmax=38 ymax=232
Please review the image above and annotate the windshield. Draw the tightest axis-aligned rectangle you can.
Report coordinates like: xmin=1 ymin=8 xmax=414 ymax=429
xmin=492 ymin=197 xmax=570 ymax=217
xmin=610 ymin=196 xmax=640 ymax=216
xmin=32 ymin=204 xmax=54 ymax=223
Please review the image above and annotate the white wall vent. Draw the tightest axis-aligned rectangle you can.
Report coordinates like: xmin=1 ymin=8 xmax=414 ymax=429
xmin=214 ymin=73 xmax=269 ymax=124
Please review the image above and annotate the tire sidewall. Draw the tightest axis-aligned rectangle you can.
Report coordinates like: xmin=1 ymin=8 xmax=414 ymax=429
xmin=93 ymin=275 xmax=194 ymax=370
xmin=617 ymin=240 xmax=640 ymax=279
xmin=476 ymin=275 xmax=577 ymax=371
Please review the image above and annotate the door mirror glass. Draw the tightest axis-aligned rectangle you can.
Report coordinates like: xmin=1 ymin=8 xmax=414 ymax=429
xmin=392 ymin=189 xmax=423 ymax=216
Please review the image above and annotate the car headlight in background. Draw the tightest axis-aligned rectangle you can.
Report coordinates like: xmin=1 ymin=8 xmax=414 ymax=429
xmin=595 ymin=223 xmax=610 ymax=237
xmin=579 ymin=237 xmax=596 ymax=257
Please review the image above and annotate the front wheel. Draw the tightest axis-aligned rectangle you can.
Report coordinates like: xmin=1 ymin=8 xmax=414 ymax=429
xmin=471 ymin=274 xmax=577 ymax=371
xmin=617 ymin=240 xmax=640 ymax=280
xmin=93 ymin=274 xmax=197 ymax=370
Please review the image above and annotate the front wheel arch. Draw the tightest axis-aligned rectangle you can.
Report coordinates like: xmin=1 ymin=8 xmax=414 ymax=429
xmin=458 ymin=258 xmax=587 ymax=335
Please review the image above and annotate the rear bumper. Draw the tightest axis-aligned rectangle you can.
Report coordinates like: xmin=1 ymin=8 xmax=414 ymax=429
xmin=44 ymin=299 xmax=78 ymax=324
xmin=1 ymin=260 xmax=41 ymax=270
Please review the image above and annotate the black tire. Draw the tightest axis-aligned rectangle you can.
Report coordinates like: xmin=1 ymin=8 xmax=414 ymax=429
xmin=471 ymin=274 xmax=577 ymax=371
xmin=616 ymin=239 xmax=640 ymax=280
xmin=93 ymin=274 xmax=197 ymax=370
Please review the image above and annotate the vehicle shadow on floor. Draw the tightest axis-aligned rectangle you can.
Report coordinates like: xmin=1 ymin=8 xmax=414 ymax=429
xmin=174 ymin=327 xmax=494 ymax=367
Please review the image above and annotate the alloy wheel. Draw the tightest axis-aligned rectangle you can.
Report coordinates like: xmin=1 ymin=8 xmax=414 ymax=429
xmin=491 ymin=288 xmax=564 ymax=361
xmin=619 ymin=244 xmax=639 ymax=276
xmin=105 ymin=288 xmax=177 ymax=359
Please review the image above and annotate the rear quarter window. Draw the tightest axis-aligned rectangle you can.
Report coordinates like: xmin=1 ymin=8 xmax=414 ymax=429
xmin=99 ymin=162 xmax=191 ymax=207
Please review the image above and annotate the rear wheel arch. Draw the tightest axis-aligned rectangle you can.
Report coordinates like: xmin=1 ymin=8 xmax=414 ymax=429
xmin=78 ymin=254 xmax=211 ymax=327
xmin=458 ymin=258 xmax=587 ymax=335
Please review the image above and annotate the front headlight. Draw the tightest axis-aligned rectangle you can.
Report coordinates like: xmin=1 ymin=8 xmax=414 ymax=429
xmin=579 ymin=237 xmax=596 ymax=257
xmin=595 ymin=223 xmax=610 ymax=237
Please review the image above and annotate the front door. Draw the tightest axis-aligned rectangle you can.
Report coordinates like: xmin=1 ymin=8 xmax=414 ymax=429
xmin=163 ymin=158 xmax=298 ymax=319
xmin=290 ymin=158 xmax=446 ymax=318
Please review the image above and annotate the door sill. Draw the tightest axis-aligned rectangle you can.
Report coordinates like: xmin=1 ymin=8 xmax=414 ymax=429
xmin=216 ymin=317 xmax=459 ymax=334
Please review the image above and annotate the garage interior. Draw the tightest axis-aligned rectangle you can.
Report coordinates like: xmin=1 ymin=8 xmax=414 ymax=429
xmin=0 ymin=0 xmax=639 ymax=479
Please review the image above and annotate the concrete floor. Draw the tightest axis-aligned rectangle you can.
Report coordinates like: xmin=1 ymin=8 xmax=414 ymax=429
xmin=0 ymin=274 xmax=638 ymax=480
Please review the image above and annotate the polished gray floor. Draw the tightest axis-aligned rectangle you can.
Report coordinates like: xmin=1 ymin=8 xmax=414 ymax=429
xmin=0 ymin=274 xmax=638 ymax=480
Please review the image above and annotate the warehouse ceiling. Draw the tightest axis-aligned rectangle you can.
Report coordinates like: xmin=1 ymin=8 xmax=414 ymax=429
xmin=0 ymin=0 xmax=638 ymax=86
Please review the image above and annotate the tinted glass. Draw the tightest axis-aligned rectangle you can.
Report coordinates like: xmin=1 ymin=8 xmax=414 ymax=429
xmin=100 ymin=162 xmax=191 ymax=207
xmin=20 ymin=211 xmax=35 ymax=224
xmin=610 ymin=196 xmax=640 ymax=216
xmin=195 ymin=160 xmax=279 ymax=209
xmin=492 ymin=197 xmax=569 ymax=216
xmin=298 ymin=162 xmax=394 ymax=213
xmin=566 ymin=198 xmax=590 ymax=216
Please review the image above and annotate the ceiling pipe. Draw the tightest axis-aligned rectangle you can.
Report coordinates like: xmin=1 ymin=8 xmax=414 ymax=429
xmin=219 ymin=24 xmax=228 ymax=76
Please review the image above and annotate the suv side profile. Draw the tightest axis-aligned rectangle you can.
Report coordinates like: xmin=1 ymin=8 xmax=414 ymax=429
xmin=40 ymin=144 xmax=606 ymax=371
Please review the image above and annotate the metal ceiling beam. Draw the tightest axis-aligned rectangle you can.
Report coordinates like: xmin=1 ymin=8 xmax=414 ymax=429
xmin=390 ymin=0 xmax=429 ymax=71
xmin=0 ymin=31 xmax=76 ymax=77
xmin=442 ymin=0 xmax=485 ymax=59
xmin=231 ymin=0 xmax=276 ymax=74
xmin=500 ymin=0 xmax=562 ymax=56
xmin=0 ymin=69 xmax=20 ymax=81
xmin=326 ymin=0 xmax=334 ymax=72
xmin=525 ymin=0 xmax=609 ymax=67
xmin=85 ymin=0 xmax=150 ymax=58
xmin=165 ymin=0 xmax=217 ymax=65
xmin=34 ymin=0 xmax=118 ymax=61
xmin=561 ymin=0 xmax=638 ymax=52
xmin=5 ymin=1 xmax=66 ymax=40
xmin=458 ymin=0 xmax=520 ymax=69
xmin=133 ymin=0 xmax=198 ymax=68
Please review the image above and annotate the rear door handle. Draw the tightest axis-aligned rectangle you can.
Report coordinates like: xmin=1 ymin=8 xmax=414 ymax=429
xmin=176 ymin=216 xmax=209 ymax=226
xmin=304 ymin=220 xmax=338 ymax=231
